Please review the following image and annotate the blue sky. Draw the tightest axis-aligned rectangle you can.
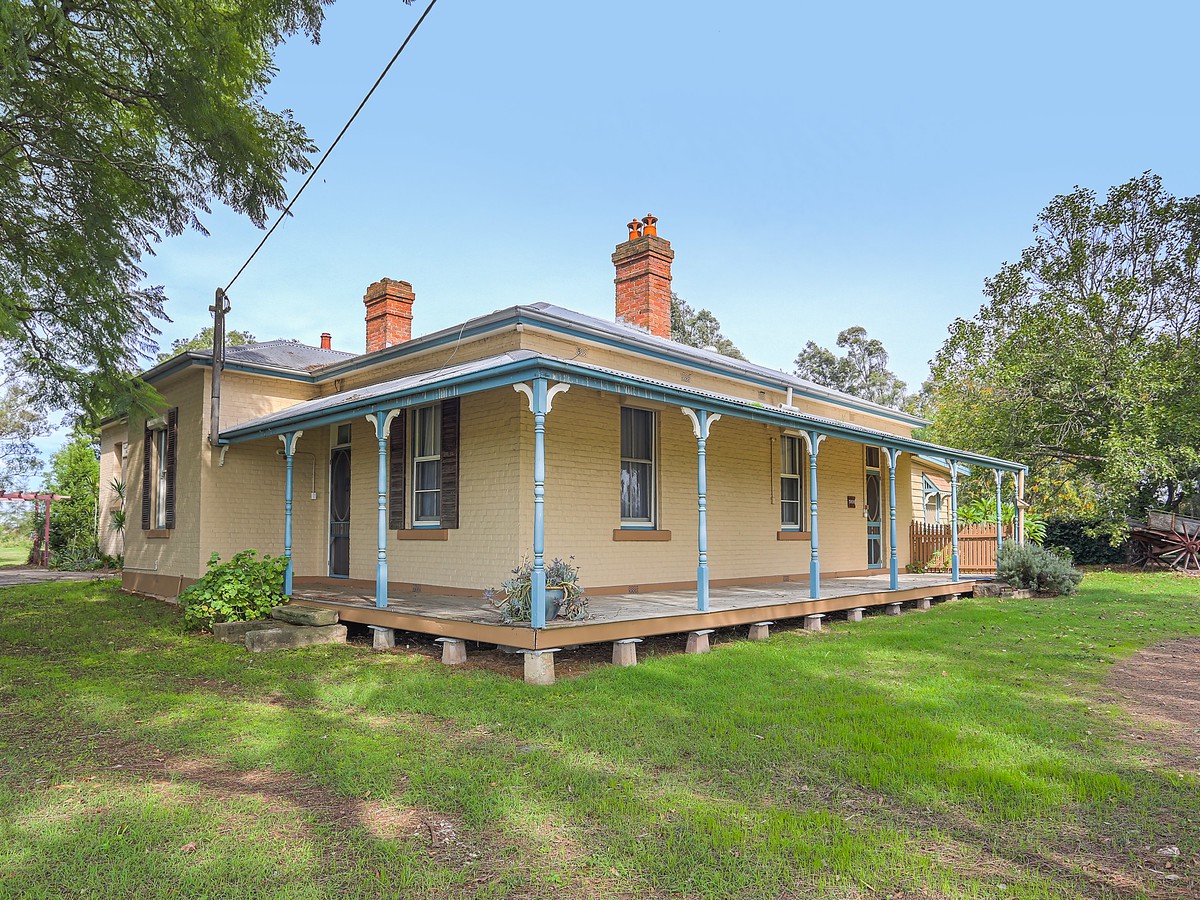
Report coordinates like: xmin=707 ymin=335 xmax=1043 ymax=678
xmin=32 ymin=0 xmax=1200 ymax=465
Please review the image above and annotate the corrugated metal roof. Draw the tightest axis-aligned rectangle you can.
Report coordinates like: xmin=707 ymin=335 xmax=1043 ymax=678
xmin=195 ymin=340 xmax=356 ymax=370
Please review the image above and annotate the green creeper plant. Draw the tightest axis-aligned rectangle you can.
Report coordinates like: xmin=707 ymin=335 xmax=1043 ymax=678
xmin=178 ymin=550 xmax=289 ymax=631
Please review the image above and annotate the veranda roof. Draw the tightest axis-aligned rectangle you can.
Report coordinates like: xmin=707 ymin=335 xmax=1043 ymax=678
xmin=220 ymin=350 xmax=1025 ymax=474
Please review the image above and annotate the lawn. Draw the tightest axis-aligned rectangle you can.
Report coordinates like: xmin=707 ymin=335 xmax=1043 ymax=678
xmin=0 ymin=541 xmax=29 ymax=567
xmin=0 ymin=572 xmax=1196 ymax=899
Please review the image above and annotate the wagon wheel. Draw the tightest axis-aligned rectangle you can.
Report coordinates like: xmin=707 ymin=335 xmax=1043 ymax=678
xmin=1128 ymin=535 xmax=1153 ymax=568
xmin=1158 ymin=525 xmax=1200 ymax=572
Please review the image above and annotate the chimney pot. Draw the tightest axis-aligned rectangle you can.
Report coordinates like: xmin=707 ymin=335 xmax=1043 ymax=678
xmin=320 ymin=332 xmax=332 ymax=350
xmin=613 ymin=214 xmax=673 ymax=339
xmin=363 ymin=278 xmax=415 ymax=352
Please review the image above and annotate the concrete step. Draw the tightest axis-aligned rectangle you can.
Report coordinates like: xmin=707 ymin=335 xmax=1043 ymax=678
xmin=246 ymin=623 xmax=348 ymax=653
xmin=271 ymin=605 xmax=339 ymax=627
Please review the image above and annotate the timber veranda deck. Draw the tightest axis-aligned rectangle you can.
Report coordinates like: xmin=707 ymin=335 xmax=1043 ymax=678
xmin=290 ymin=573 xmax=976 ymax=651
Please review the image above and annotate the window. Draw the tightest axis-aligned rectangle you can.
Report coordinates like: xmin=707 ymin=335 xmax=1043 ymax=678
xmin=411 ymin=404 xmax=441 ymax=524
xmin=620 ymin=407 xmax=655 ymax=525
xmin=336 ymin=423 xmax=352 ymax=446
xmin=154 ymin=429 xmax=168 ymax=528
xmin=780 ymin=435 xmax=804 ymax=528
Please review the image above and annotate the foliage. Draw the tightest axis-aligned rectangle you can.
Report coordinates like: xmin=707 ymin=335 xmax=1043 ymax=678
xmin=670 ymin=294 xmax=745 ymax=360
xmin=793 ymin=326 xmax=907 ymax=408
xmin=1044 ymin=519 xmax=1128 ymax=566
xmin=996 ymin=541 xmax=1082 ymax=595
xmin=0 ymin=0 xmax=334 ymax=416
xmin=108 ymin=477 xmax=126 ymax=553
xmin=49 ymin=545 xmax=104 ymax=571
xmin=923 ymin=173 xmax=1200 ymax=539
xmin=0 ymin=373 xmax=47 ymax=489
xmin=38 ymin=428 xmax=99 ymax=559
xmin=485 ymin=556 xmax=589 ymax=622
xmin=155 ymin=328 xmax=257 ymax=364
xmin=178 ymin=550 xmax=289 ymax=631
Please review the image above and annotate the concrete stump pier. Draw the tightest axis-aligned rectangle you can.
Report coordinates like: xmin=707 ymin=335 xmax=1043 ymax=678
xmin=435 ymin=637 xmax=467 ymax=665
xmin=847 ymin=607 xmax=866 ymax=622
xmin=612 ymin=638 xmax=642 ymax=667
xmin=803 ymin=613 xmax=825 ymax=633
xmin=371 ymin=626 xmax=396 ymax=650
xmin=916 ymin=597 xmax=932 ymax=611
xmin=886 ymin=602 xmax=902 ymax=616
xmin=523 ymin=649 xmax=559 ymax=685
xmin=747 ymin=621 xmax=773 ymax=641
xmin=686 ymin=630 xmax=714 ymax=654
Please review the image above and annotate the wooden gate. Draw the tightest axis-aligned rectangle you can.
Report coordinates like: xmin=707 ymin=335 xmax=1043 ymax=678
xmin=909 ymin=523 xmax=1014 ymax=573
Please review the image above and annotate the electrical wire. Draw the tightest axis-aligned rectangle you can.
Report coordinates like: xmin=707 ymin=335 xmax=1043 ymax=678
xmin=223 ymin=0 xmax=439 ymax=294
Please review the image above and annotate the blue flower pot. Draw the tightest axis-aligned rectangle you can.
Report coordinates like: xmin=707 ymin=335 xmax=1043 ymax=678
xmin=545 ymin=586 xmax=565 ymax=621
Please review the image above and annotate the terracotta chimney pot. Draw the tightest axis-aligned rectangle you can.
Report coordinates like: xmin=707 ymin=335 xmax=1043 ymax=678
xmin=320 ymin=332 xmax=332 ymax=350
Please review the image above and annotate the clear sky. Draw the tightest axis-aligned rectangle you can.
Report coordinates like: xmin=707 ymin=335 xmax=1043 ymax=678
xmin=32 ymin=0 xmax=1200 ymax=464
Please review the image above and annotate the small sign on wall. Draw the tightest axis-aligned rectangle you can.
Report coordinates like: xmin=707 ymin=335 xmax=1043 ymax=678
xmin=847 ymin=496 xmax=856 ymax=508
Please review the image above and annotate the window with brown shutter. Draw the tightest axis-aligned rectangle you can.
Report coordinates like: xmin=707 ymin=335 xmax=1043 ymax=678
xmin=164 ymin=407 xmax=178 ymax=529
xmin=141 ymin=427 xmax=152 ymax=530
xmin=439 ymin=397 xmax=460 ymax=529
xmin=388 ymin=413 xmax=406 ymax=530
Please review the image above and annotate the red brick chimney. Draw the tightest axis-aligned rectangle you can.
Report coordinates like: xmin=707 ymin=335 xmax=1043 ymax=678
xmin=363 ymin=278 xmax=415 ymax=353
xmin=613 ymin=214 xmax=674 ymax=338
xmin=320 ymin=332 xmax=332 ymax=350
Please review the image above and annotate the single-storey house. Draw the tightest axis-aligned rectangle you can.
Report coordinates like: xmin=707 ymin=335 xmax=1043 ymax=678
xmin=100 ymin=217 xmax=1026 ymax=650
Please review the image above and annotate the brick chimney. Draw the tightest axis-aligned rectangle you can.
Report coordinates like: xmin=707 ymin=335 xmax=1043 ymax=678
xmin=320 ymin=332 xmax=332 ymax=350
xmin=363 ymin=278 xmax=415 ymax=353
xmin=613 ymin=214 xmax=674 ymax=338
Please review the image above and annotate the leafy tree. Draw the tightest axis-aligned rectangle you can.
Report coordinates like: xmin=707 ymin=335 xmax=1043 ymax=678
xmin=670 ymin=294 xmax=746 ymax=360
xmin=40 ymin=428 xmax=99 ymax=557
xmin=0 ymin=373 xmax=47 ymax=489
xmin=923 ymin=173 xmax=1200 ymax=536
xmin=793 ymin=326 xmax=907 ymax=408
xmin=0 ymin=0 xmax=334 ymax=415
xmin=156 ymin=328 xmax=257 ymax=364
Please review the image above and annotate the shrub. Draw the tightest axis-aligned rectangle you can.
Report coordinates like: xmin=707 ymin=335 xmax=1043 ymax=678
xmin=996 ymin=541 xmax=1082 ymax=596
xmin=1043 ymin=519 xmax=1126 ymax=566
xmin=179 ymin=550 xmax=289 ymax=631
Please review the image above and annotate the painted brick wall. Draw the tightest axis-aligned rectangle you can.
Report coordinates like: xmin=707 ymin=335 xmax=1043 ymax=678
xmin=511 ymin=386 xmax=914 ymax=593
xmin=97 ymin=422 xmax=128 ymax=558
xmin=122 ymin=370 xmax=206 ymax=581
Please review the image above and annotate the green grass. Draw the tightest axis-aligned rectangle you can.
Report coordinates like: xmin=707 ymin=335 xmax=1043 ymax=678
xmin=0 ymin=541 xmax=30 ymax=566
xmin=0 ymin=572 xmax=1197 ymax=899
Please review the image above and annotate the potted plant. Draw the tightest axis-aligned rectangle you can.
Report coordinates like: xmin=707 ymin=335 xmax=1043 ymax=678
xmin=485 ymin=556 xmax=589 ymax=623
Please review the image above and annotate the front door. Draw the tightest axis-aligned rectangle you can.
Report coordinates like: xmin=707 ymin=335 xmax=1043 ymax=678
xmin=865 ymin=447 xmax=883 ymax=568
xmin=329 ymin=440 xmax=351 ymax=577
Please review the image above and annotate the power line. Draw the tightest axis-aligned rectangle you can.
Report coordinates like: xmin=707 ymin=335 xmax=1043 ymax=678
xmin=224 ymin=0 xmax=439 ymax=293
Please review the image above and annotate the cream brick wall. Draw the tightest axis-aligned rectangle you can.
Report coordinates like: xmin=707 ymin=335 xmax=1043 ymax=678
xmin=97 ymin=422 xmax=128 ymax=558
xmin=122 ymin=370 xmax=206 ymax=580
xmin=510 ymin=387 xmax=915 ymax=593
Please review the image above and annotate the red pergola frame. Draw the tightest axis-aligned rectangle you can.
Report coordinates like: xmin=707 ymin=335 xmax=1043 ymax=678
xmin=0 ymin=491 xmax=71 ymax=569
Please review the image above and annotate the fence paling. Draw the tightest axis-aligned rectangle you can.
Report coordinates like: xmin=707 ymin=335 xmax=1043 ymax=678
xmin=909 ymin=522 xmax=1013 ymax=571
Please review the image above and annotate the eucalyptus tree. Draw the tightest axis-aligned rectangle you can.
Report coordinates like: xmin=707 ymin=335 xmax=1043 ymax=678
xmin=793 ymin=325 xmax=907 ymax=408
xmin=924 ymin=173 xmax=1200 ymax=532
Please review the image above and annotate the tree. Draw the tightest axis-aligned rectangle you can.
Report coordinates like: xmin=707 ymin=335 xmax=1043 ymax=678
xmin=0 ymin=1 xmax=335 ymax=415
xmin=156 ymin=328 xmax=257 ymax=364
xmin=670 ymin=294 xmax=746 ymax=360
xmin=40 ymin=428 xmax=100 ymax=559
xmin=793 ymin=326 xmax=907 ymax=407
xmin=0 ymin=373 xmax=47 ymax=489
xmin=922 ymin=173 xmax=1200 ymax=535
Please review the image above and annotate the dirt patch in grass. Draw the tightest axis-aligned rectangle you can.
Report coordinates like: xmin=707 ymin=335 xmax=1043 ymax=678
xmin=1106 ymin=637 xmax=1200 ymax=766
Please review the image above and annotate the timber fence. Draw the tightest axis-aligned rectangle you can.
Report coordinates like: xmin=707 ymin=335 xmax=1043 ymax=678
xmin=909 ymin=522 xmax=1013 ymax=573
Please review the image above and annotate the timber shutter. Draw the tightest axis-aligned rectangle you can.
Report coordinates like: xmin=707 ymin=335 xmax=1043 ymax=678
xmin=439 ymin=398 xmax=460 ymax=529
xmin=388 ymin=414 xmax=406 ymax=530
xmin=141 ymin=426 xmax=152 ymax=530
xmin=164 ymin=407 xmax=178 ymax=529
